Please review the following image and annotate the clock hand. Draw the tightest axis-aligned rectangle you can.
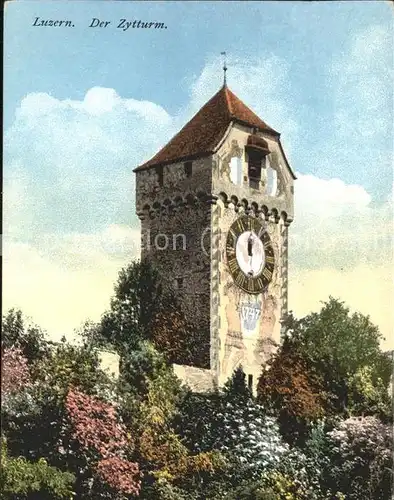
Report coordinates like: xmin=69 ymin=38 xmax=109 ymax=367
xmin=247 ymin=232 xmax=254 ymax=276
xmin=247 ymin=232 xmax=253 ymax=257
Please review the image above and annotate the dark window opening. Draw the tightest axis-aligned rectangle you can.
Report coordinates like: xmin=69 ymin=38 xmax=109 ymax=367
xmin=157 ymin=166 xmax=164 ymax=187
xmin=175 ymin=277 xmax=184 ymax=290
xmin=248 ymin=153 xmax=263 ymax=190
xmin=248 ymin=374 xmax=253 ymax=391
xmin=184 ymin=161 xmax=193 ymax=178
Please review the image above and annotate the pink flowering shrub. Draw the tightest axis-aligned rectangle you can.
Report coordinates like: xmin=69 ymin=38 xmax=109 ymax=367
xmin=96 ymin=456 xmax=140 ymax=495
xmin=66 ymin=388 xmax=128 ymax=457
xmin=1 ymin=346 xmax=31 ymax=396
xmin=66 ymin=388 xmax=141 ymax=496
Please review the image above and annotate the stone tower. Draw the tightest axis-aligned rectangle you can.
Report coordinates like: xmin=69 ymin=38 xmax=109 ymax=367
xmin=134 ymin=84 xmax=295 ymax=392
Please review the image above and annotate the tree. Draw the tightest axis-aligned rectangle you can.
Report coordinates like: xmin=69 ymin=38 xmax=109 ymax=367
xmin=1 ymin=334 xmax=120 ymax=499
xmin=175 ymin=368 xmax=253 ymax=455
xmin=66 ymin=388 xmax=141 ymax=497
xmin=257 ymin=337 xmax=327 ymax=445
xmin=282 ymin=298 xmax=392 ymax=416
xmin=33 ymin=338 xmax=115 ymax=400
xmin=347 ymin=365 xmax=391 ymax=421
xmin=2 ymin=309 xmax=50 ymax=370
xmin=223 ymin=366 xmax=253 ymax=404
xmin=91 ymin=260 xmax=171 ymax=354
xmin=151 ymin=307 xmax=196 ymax=366
xmin=1 ymin=347 xmax=31 ymax=398
xmin=176 ymin=369 xmax=288 ymax=485
xmin=85 ymin=260 xmax=210 ymax=369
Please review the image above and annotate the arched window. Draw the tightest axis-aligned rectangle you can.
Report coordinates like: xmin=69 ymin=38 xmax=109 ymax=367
xmin=248 ymin=152 xmax=262 ymax=190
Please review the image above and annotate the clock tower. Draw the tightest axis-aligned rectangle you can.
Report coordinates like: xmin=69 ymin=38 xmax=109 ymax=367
xmin=134 ymin=84 xmax=295 ymax=392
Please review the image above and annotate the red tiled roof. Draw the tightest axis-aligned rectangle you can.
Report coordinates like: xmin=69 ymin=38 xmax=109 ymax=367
xmin=134 ymin=85 xmax=279 ymax=171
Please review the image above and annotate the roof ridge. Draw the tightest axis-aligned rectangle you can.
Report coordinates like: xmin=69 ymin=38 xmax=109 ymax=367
xmin=224 ymin=85 xmax=233 ymax=116
xmin=135 ymin=85 xmax=279 ymax=171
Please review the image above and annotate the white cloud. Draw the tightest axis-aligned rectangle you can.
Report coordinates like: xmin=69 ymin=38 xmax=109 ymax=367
xmin=79 ymin=87 xmax=119 ymax=115
xmin=18 ymin=92 xmax=61 ymax=118
xmin=290 ymin=174 xmax=393 ymax=348
xmin=291 ymin=173 xmax=392 ymax=270
xmin=4 ymin=88 xmax=177 ymax=239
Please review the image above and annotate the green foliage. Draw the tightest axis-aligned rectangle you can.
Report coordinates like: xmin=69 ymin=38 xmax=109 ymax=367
xmin=90 ymin=260 xmax=171 ymax=354
xmin=2 ymin=309 xmax=50 ymax=374
xmin=115 ymin=340 xmax=184 ymax=436
xmin=34 ymin=338 xmax=115 ymax=399
xmin=283 ymin=297 xmax=392 ymax=416
xmin=3 ymin=281 xmax=392 ymax=499
xmin=86 ymin=259 xmax=210 ymax=369
xmin=224 ymin=479 xmax=281 ymax=500
xmin=120 ymin=340 xmax=172 ymax=400
xmin=179 ymin=369 xmax=254 ymax=448
xmin=223 ymin=365 xmax=253 ymax=403
xmin=0 ymin=438 xmax=75 ymax=499
xmin=347 ymin=365 xmax=391 ymax=420
xmin=177 ymin=370 xmax=289 ymax=486
xmin=141 ymin=479 xmax=199 ymax=500
xmin=174 ymin=390 xmax=224 ymax=453
xmin=285 ymin=297 xmax=386 ymax=376
xmin=137 ymin=364 xmax=220 ymax=483
xmin=175 ymin=368 xmax=254 ymax=455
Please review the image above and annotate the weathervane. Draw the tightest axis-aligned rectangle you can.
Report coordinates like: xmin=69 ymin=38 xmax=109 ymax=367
xmin=221 ymin=51 xmax=227 ymax=86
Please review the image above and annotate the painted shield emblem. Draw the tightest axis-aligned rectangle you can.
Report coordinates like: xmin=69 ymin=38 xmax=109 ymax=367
xmin=240 ymin=301 xmax=261 ymax=333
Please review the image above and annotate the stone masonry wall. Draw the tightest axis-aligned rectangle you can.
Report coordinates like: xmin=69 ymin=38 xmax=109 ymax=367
xmin=136 ymin=156 xmax=214 ymax=369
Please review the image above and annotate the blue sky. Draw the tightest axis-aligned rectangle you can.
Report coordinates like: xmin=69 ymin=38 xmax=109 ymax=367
xmin=3 ymin=1 xmax=393 ymax=346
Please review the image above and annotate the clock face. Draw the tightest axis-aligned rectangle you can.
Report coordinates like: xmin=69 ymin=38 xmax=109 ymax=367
xmin=226 ymin=215 xmax=275 ymax=294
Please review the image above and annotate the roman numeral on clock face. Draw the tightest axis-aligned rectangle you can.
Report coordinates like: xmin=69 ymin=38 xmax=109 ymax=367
xmin=265 ymin=255 xmax=275 ymax=265
xmin=256 ymin=277 xmax=264 ymax=290
xmin=228 ymin=257 xmax=238 ymax=274
xmin=262 ymin=267 xmax=273 ymax=282
xmin=235 ymin=272 xmax=247 ymax=289
xmin=247 ymin=277 xmax=256 ymax=293
xmin=229 ymin=228 xmax=237 ymax=242
xmin=236 ymin=217 xmax=246 ymax=233
xmin=226 ymin=244 xmax=236 ymax=258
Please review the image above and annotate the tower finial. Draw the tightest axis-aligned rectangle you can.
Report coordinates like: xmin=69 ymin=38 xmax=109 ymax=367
xmin=220 ymin=51 xmax=227 ymax=86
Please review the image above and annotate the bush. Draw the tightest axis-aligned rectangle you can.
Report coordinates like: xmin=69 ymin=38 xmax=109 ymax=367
xmin=0 ymin=438 xmax=75 ymax=500
xmin=327 ymin=416 xmax=393 ymax=499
